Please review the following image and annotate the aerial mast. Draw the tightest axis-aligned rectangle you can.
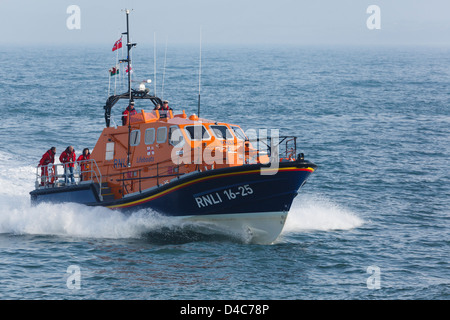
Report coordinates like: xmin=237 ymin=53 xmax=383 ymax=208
xmin=119 ymin=9 xmax=136 ymax=167
xmin=120 ymin=9 xmax=136 ymax=103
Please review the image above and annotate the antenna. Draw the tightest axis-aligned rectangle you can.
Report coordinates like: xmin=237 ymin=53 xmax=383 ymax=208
xmin=162 ymin=36 xmax=168 ymax=100
xmin=197 ymin=26 xmax=202 ymax=117
xmin=154 ymin=32 xmax=156 ymax=96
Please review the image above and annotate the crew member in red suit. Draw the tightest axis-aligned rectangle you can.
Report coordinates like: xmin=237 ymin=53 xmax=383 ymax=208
xmin=122 ymin=101 xmax=137 ymax=125
xmin=159 ymin=100 xmax=171 ymax=118
xmin=162 ymin=100 xmax=171 ymax=110
xmin=39 ymin=147 xmax=56 ymax=186
xmin=60 ymin=146 xmax=76 ymax=184
xmin=77 ymin=148 xmax=91 ymax=181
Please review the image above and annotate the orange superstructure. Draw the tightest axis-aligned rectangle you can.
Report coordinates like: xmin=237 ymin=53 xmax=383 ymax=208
xmin=92 ymin=105 xmax=268 ymax=201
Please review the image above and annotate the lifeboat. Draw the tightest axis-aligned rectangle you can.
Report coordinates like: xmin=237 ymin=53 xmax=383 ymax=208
xmin=29 ymin=11 xmax=317 ymax=244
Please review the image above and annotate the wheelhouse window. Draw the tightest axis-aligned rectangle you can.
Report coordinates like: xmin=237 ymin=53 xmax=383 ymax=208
xmin=210 ymin=125 xmax=234 ymax=140
xmin=144 ymin=128 xmax=155 ymax=145
xmin=156 ymin=127 xmax=167 ymax=143
xmin=231 ymin=126 xmax=247 ymax=140
xmin=184 ymin=125 xmax=211 ymax=141
xmin=130 ymin=130 xmax=140 ymax=146
xmin=169 ymin=126 xmax=185 ymax=147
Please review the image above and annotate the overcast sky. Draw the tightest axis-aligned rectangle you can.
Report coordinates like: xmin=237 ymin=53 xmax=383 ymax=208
xmin=1 ymin=0 xmax=449 ymax=47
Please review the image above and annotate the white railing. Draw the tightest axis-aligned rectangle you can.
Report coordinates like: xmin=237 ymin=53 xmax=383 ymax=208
xmin=35 ymin=159 xmax=103 ymax=201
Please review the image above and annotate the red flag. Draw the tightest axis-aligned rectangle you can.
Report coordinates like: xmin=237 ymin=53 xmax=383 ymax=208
xmin=112 ymin=37 xmax=122 ymax=52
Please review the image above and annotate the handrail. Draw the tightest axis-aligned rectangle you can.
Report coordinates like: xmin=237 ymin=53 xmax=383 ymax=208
xmin=35 ymin=159 xmax=103 ymax=201
xmin=246 ymin=135 xmax=298 ymax=161
xmin=115 ymin=160 xmax=180 ymax=196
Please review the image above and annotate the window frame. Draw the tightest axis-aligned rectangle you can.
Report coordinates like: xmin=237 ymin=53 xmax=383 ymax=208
xmin=209 ymin=125 xmax=235 ymax=140
xmin=183 ymin=125 xmax=212 ymax=141
xmin=130 ymin=129 xmax=141 ymax=146
xmin=230 ymin=126 xmax=247 ymax=141
xmin=156 ymin=126 xmax=167 ymax=144
xmin=169 ymin=125 xmax=185 ymax=147
xmin=144 ymin=128 xmax=156 ymax=145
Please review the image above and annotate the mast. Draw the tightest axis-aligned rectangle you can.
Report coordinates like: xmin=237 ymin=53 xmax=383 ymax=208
xmin=103 ymin=12 xmax=164 ymax=129
xmin=121 ymin=9 xmax=135 ymax=102
xmin=119 ymin=9 xmax=136 ymax=167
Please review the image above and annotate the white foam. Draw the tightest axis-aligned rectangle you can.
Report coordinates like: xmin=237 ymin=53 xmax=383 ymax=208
xmin=0 ymin=151 xmax=35 ymax=197
xmin=0 ymin=197 xmax=167 ymax=239
xmin=0 ymin=150 xmax=169 ymax=239
xmin=283 ymin=194 xmax=364 ymax=233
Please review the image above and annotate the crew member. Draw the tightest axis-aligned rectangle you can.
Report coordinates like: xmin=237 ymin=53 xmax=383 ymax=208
xmin=60 ymin=146 xmax=76 ymax=184
xmin=77 ymin=148 xmax=91 ymax=181
xmin=122 ymin=101 xmax=137 ymax=125
xmin=162 ymin=100 xmax=171 ymax=110
xmin=159 ymin=100 xmax=171 ymax=119
xmin=39 ymin=147 xmax=56 ymax=186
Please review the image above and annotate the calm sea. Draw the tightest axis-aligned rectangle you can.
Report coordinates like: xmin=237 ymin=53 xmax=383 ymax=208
xmin=0 ymin=44 xmax=448 ymax=301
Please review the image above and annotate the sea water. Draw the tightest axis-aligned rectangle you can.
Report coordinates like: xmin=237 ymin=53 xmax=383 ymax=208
xmin=0 ymin=44 xmax=448 ymax=300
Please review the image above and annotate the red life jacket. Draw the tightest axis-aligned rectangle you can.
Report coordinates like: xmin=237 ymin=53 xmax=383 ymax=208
xmin=77 ymin=154 xmax=90 ymax=171
xmin=122 ymin=107 xmax=137 ymax=125
xmin=39 ymin=150 xmax=55 ymax=166
xmin=60 ymin=150 xmax=76 ymax=167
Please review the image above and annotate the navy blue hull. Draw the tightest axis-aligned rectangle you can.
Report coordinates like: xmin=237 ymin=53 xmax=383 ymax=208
xmin=30 ymin=183 xmax=101 ymax=205
xmin=30 ymin=162 xmax=316 ymax=218
xmin=100 ymin=162 xmax=316 ymax=216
